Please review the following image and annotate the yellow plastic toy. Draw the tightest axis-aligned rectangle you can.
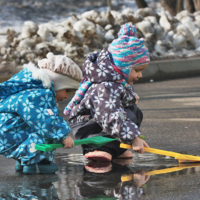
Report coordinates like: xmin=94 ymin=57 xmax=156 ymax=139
xmin=121 ymin=163 xmax=200 ymax=182
xmin=120 ymin=143 xmax=200 ymax=163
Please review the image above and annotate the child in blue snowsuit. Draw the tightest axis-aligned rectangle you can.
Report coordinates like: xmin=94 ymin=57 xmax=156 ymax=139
xmin=0 ymin=52 xmax=82 ymax=174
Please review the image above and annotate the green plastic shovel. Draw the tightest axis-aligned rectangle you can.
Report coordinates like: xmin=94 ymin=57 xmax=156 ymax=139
xmin=35 ymin=136 xmax=118 ymax=152
xmin=35 ymin=135 xmax=146 ymax=152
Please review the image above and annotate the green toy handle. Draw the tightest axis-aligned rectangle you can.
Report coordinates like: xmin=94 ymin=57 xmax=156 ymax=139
xmin=74 ymin=137 xmax=95 ymax=145
xmin=35 ymin=138 xmax=95 ymax=151
xmin=35 ymin=135 xmax=145 ymax=152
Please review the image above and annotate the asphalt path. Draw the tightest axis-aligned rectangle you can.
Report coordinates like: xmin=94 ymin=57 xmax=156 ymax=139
xmin=0 ymin=76 xmax=200 ymax=199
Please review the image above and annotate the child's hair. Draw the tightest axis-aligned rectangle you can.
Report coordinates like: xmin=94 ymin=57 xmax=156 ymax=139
xmin=108 ymin=23 xmax=150 ymax=81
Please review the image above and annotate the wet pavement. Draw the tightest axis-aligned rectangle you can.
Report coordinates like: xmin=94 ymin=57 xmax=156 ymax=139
xmin=1 ymin=76 xmax=200 ymax=199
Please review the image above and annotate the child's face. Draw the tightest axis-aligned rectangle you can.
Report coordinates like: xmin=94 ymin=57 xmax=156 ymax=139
xmin=127 ymin=64 xmax=148 ymax=85
xmin=56 ymin=89 xmax=68 ymax=101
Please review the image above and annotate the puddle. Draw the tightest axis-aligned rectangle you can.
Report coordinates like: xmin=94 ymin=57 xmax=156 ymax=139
xmin=1 ymin=153 xmax=200 ymax=199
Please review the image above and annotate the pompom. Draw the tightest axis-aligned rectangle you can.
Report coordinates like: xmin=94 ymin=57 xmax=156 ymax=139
xmin=118 ymin=23 xmax=137 ymax=37
xmin=47 ymin=52 xmax=54 ymax=59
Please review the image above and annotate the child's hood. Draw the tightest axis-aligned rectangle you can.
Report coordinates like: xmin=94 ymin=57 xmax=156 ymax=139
xmin=0 ymin=62 xmax=53 ymax=99
xmin=82 ymin=49 xmax=123 ymax=83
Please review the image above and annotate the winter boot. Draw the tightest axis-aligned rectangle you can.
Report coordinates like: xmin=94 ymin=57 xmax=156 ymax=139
xmin=15 ymin=160 xmax=23 ymax=171
xmin=23 ymin=160 xmax=58 ymax=174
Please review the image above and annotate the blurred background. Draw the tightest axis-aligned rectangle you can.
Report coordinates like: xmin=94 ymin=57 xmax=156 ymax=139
xmin=0 ymin=0 xmax=200 ymax=82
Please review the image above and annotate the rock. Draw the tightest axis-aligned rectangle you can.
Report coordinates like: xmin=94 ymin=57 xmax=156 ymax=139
xmin=35 ymin=42 xmax=50 ymax=56
xmin=51 ymin=39 xmax=67 ymax=52
xmin=154 ymin=40 xmax=167 ymax=56
xmin=136 ymin=21 xmax=154 ymax=38
xmin=2 ymin=54 xmax=8 ymax=60
xmin=81 ymin=10 xmax=108 ymax=27
xmin=73 ymin=18 xmax=95 ymax=34
xmin=166 ymin=30 xmax=174 ymax=42
xmin=159 ymin=8 xmax=173 ymax=31
xmin=61 ymin=15 xmax=79 ymax=29
xmin=101 ymin=11 xmax=115 ymax=26
xmin=0 ymin=38 xmax=9 ymax=48
xmin=193 ymin=11 xmax=200 ymax=17
xmin=21 ymin=59 xmax=26 ymax=64
xmin=35 ymin=42 xmax=49 ymax=50
xmin=104 ymin=24 xmax=113 ymax=30
xmin=173 ymin=33 xmax=187 ymax=48
xmin=1 ymin=61 xmax=7 ymax=65
xmin=93 ymin=30 xmax=105 ymax=48
xmin=81 ymin=10 xmax=100 ymax=21
xmin=56 ymin=27 xmax=84 ymax=45
xmin=18 ymin=38 xmax=36 ymax=50
xmin=176 ymin=10 xmax=194 ymax=21
xmin=19 ymin=50 xmax=32 ymax=57
xmin=195 ymin=15 xmax=200 ymax=21
xmin=7 ymin=29 xmax=18 ymax=42
xmin=180 ymin=16 xmax=200 ymax=39
xmin=104 ymin=29 xmax=115 ymax=42
xmin=135 ymin=7 xmax=156 ymax=18
xmin=176 ymin=24 xmax=196 ymax=48
xmin=37 ymin=25 xmax=54 ymax=42
xmin=194 ymin=20 xmax=200 ymax=29
xmin=64 ymin=43 xmax=84 ymax=60
xmin=0 ymin=47 xmax=7 ymax=55
xmin=20 ymin=21 xmax=38 ymax=39
xmin=17 ymin=35 xmax=41 ymax=50
xmin=110 ymin=10 xmax=128 ymax=25
xmin=122 ymin=8 xmax=142 ymax=24
xmin=82 ymin=45 xmax=90 ymax=56
xmin=154 ymin=25 xmax=164 ymax=40
xmin=196 ymin=45 xmax=200 ymax=52
xmin=25 ymin=52 xmax=36 ymax=62
xmin=122 ymin=8 xmax=134 ymax=16
xmin=144 ymin=16 xmax=158 ymax=24
xmin=95 ymin=17 xmax=109 ymax=27
xmin=39 ymin=22 xmax=57 ymax=36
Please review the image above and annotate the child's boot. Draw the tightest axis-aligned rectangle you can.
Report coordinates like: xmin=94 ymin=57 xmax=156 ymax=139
xmin=23 ymin=160 xmax=58 ymax=174
xmin=15 ymin=160 xmax=23 ymax=171
xmin=85 ymin=161 xmax=112 ymax=173
xmin=84 ymin=150 xmax=112 ymax=162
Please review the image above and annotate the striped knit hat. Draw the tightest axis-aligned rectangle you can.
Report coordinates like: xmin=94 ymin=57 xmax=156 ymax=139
xmin=108 ymin=23 xmax=150 ymax=81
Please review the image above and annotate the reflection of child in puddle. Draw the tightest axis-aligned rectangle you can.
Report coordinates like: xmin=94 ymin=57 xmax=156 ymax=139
xmin=75 ymin=162 xmax=150 ymax=200
xmin=0 ymin=174 xmax=60 ymax=199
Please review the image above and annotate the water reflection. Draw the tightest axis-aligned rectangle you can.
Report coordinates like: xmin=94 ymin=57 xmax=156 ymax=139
xmin=54 ymin=154 xmax=200 ymax=199
xmin=1 ymin=154 xmax=200 ymax=200
xmin=75 ymin=161 xmax=149 ymax=200
xmin=0 ymin=173 xmax=59 ymax=200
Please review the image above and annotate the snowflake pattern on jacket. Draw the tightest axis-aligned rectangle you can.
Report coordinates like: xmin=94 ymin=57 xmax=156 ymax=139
xmin=0 ymin=66 xmax=71 ymax=165
xmin=69 ymin=49 xmax=141 ymax=144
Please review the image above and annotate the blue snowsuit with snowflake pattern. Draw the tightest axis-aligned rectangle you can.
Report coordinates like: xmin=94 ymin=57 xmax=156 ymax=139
xmin=0 ymin=67 xmax=71 ymax=165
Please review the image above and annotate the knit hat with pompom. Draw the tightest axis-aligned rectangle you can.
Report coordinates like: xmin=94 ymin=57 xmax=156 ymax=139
xmin=108 ymin=23 xmax=150 ymax=80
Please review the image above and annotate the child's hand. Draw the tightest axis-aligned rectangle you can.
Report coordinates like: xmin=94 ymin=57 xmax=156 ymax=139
xmin=135 ymin=93 xmax=139 ymax=104
xmin=62 ymin=136 xmax=74 ymax=149
xmin=133 ymin=170 xmax=150 ymax=188
xmin=132 ymin=137 xmax=149 ymax=154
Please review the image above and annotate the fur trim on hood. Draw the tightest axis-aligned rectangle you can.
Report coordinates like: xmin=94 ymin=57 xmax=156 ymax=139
xmin=23 ymin=62 xmax=52 ymax=88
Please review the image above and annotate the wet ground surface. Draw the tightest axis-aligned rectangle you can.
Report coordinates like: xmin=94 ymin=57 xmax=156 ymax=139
xmin=1 ymin=76 xmax=200 ymax=199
